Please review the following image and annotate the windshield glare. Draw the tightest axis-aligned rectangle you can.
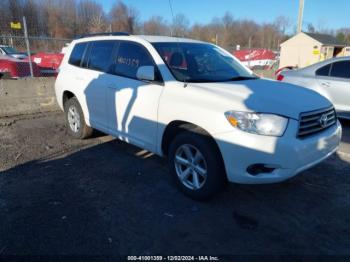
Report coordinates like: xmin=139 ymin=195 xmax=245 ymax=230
xmin=153 ymin=42 xmax=255 ymax=83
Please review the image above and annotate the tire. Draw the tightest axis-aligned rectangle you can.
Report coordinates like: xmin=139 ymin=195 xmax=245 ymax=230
xmin=64 ymin=97 xmax=93 ymax=139
xmin=168 ymin=129 xmax=226 ymax=200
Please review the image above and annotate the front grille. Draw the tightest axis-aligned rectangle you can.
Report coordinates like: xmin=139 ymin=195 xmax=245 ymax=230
xmin=297 ymin=107 xmax=337 ymax=137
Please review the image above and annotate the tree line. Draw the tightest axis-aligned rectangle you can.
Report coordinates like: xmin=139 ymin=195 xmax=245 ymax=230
xmin=1 ymin=0 xmax=350 ymax=51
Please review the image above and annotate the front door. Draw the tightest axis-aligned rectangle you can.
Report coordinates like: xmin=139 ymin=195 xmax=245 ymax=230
xmin=106 ymin=41 xmax=164 ymax=152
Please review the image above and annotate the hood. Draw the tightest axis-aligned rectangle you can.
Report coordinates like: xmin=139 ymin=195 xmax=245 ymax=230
xmin=190 ymin=79 xmax=332 ymax=120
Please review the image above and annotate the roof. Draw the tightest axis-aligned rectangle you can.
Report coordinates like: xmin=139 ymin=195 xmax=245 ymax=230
xmin=304 ymin=32 xmax=346 ymax=46
xmin=73 ymin=33 xmax=205 ymax=44
xmin=136 ymin=35 xmax=205 ymax=44
xmin=233 ymin=49 xmax=276 ymax=61
xmin=302 ymin=55 xmax=350 ymax=71
xmin=284 ymin=56 xmax=350 ymax=77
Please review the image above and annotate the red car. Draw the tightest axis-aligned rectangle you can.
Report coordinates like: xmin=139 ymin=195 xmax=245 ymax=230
xmin=27 ymin=53 xmax=64 ymax=76
xmin=0 ymin=55 xmax=41 ymax=78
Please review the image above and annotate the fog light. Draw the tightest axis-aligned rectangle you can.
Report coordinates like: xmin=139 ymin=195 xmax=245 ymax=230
xmin=247 ymin=164 xmax=276 ymax=176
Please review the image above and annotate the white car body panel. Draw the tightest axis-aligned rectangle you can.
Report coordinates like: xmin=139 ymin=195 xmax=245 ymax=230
xmin=55 ymin=35 xmax=342 ymax=184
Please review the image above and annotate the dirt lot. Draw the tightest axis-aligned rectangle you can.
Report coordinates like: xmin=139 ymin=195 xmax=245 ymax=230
xmin=0 ymin=111 xmax=350 ymax=256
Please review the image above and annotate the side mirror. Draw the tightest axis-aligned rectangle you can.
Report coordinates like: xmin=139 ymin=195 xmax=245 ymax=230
xmin=136 ymin=66 xmax=155 ymax=81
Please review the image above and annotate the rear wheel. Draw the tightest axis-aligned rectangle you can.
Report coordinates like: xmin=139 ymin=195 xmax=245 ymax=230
xmin=64 ymin=97 xmax=93 ymax=139
xmin=168 ymin=130 xmax=226 ymax=200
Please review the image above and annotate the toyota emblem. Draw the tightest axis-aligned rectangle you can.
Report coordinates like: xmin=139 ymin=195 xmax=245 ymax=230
xmin=319 ymin=114 xmax=328 ymax=128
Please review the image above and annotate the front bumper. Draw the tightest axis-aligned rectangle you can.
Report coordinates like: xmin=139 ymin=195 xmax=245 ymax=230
xmin=215 ymin=119 xmax=342 ymax=184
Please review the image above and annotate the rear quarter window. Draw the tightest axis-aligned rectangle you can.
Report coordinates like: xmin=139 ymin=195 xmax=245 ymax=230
xmin=68 ymin=42 xmax=88 ymax=67
xmin=316 ymin=64 xmax=331 ymax=77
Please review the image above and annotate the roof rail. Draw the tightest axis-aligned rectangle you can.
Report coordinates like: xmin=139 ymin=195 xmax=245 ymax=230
xmin=75 ymin=32 xmax=130 ymax=39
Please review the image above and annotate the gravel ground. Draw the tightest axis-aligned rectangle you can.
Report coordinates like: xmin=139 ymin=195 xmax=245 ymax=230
xmin=0 ymin=111 xmax=350 ymax=256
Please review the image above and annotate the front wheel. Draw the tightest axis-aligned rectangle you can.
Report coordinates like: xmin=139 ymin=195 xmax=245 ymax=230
xmin=64 ymin=97 xmax=93 ymax=139
xmin=168 ymin=130 xmax=226 ymax=200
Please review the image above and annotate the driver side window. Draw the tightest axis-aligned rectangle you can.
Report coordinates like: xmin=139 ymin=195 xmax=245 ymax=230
xmin=111 ymin=41 xmax=161 ymax=81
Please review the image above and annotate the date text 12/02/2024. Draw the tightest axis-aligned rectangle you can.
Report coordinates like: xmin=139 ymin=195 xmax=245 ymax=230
xmin=127 ymin=256 xmax=220 ymax=261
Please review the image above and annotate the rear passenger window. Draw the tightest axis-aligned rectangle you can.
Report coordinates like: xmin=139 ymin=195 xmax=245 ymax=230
xmin=316 ymin=64 xmax=331 ymax=77
xmin=330 ymin=61 xmax=350 ymax=79
xmin=69 ymin=42 xmax=87 ymax=67
xmin=88 ymin=41 xmax=115 ymax=72
xmin=112 ymin=41 xmax=156 ymax=79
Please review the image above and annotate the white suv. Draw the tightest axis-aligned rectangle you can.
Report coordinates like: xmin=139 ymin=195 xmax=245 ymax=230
xmin=55 ymin=33 xmax=342 ymax=200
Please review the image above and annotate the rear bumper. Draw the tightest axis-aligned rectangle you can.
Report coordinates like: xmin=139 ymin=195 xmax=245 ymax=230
xmin=215 ymin=119 xmax=342 ymax=184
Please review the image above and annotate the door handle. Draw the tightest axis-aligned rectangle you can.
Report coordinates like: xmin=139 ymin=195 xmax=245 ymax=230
xmin=75 ymin=76 xmax=84 ymax=81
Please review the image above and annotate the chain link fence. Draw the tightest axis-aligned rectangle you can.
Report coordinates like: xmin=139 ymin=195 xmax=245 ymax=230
xmin=0 ymin=33 xmax=71 ymax=81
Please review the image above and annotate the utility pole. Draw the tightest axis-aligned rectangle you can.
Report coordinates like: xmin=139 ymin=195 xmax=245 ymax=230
xmin=297 ymin=0 xmax=304 ymax=33
xmin=248 ymin=36 xmax=252 ymax=68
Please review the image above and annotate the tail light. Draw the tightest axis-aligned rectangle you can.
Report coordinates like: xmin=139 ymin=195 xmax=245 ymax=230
xmin=276 ymin=74 xmax=284 ymax=81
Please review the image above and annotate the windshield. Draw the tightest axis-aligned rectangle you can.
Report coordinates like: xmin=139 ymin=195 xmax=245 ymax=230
xmin=1 ymin=46 xmax=19 ymax=54
xmin=153 ymin=42 xmax=256 ymax=82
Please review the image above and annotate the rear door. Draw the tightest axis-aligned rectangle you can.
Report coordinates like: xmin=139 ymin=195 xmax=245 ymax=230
xmin=60 ymin=41 xmax=89 ymax=109
xmin=316 ymin=61 xmax=350 ymax=114
xmin=83 ymin=40 xmax=116 ymax=130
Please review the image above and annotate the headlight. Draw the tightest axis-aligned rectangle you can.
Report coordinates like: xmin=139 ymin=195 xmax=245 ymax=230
xmin=225 ymin=111 xmax=288 ymax=136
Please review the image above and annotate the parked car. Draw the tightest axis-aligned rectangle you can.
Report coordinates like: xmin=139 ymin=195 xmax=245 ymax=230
xmin=278 ymin=56 xmax=350 ymax=119
xmin=55 ymin=33 xmax=342 ymax=200
xmin=0 ymin=45 xmax=27 ymax=60
xmin=233 ymin=48 xmax=276 ymax=70
xmin=28 ymin=52 xmax=64 ymax=76
xmin=275 ymin=66 xmax=297 ymax=80
xmin=0 ymin=55 xmax=41 ymax=78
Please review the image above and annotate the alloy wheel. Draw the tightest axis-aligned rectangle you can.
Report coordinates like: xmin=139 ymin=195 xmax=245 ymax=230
xmin=174 ymin=144 xmax=208 ymax=190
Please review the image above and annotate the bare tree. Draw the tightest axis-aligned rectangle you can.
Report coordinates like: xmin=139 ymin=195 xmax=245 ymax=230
xmin=1 ymin=0 xmax=17 ymax=34
xmin=88 ymin=14 xmax=107 ymax=33
xmin=77 ymin=0 xmax=106 ymax=34
xmin=109 ymin=1 xmax=139 ymax=33
xmin=171 ymin=13 xmax=189 ymax=37
xmin=307 ymin=23 xmax=316 ymax=33
xmin=44 ymin=0 xmax=77 ymax=38
xmin=189 ymin=23 xmax=212 ymax=42
xmin=336 ymin=28 xmax=350 ymax=44
xmin=143 ymin=16 xmax=170 ymax=35
xmin=274 ymin=16 xmax=291 ymax=35
xmin=220 ymin=12 xmax=237 ymax=49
